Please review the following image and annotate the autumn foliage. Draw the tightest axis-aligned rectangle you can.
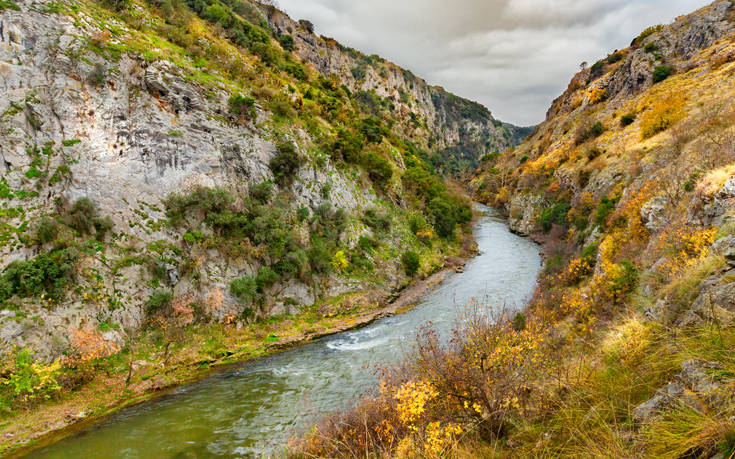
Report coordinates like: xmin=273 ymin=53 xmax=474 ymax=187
xmin=295 ymin=306 xmax=549 ymax=457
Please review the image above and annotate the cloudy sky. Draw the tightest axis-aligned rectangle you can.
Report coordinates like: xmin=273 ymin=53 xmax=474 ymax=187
xmin=275 ymin=0 xmax=712 ymax=126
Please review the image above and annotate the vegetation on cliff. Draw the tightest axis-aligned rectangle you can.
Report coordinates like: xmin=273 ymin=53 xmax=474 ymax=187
xmin=0 ymin=0 xmax=499 ymax=451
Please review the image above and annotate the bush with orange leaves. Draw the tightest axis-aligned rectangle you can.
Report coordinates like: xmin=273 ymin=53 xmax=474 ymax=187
xmin=293 ymin=307 xmax=549 ymax=457
xmin=63 ymin=324 xmax=120 ymax=384
xmin=148 ymin=293 xmax=197 ymax=363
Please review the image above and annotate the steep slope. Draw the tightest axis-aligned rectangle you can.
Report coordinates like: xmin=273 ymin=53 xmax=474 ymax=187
xmin=0 ymin=0 xmax=519 ymax=449
xmin=297 ymin=1 xmax=735 ymax=457
xmin=265 ymin=7 xmax=522 ymax=175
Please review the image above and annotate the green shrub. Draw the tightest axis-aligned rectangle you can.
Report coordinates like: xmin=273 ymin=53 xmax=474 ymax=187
xmin=575 ymin=120 xmax=605 ymax=145
xmin=357 ymin=118 xmax=388 ymax=144
xmin=652 ymin=65 xmax=673 ymax=83
xmin=581 ymin=244 xmax=599 ymax=267
xmin=362 ymin=208 xmax=391 ymax=232
xmin=308 ymin=238 xmax=332 ymax=274
xmin=539 ymin=201 xmax=571 ymax=233
xmin=595 ymin=196 xmax=618 ymax=228
xmin=357 ymin=236 xmax=378 ymax=252
xmin=278 ymin=34 xmax=295 ymax=51
xmin=644 ymin=42 xmax=659 ymax=53
xmin=296 ymin=206 xmax=310 ymax=222
xmin=249 ymin=181 xmax=273 ymax=204
xmin=228 ymin=93 xmax=255 ymax=119
xmin=402 ymin=166 xmax=444 ymax=202
xmin=250 ymin=42 xmax=280 ymax=65
xmin=146 ymin=290 xmax=172 ymax=314
xmin=0 ymin=248 xmax=78 ymax=303
xmin=607 ymin=52 xmax=623 ymax=64
xmin=279 ymin=62 xmax=306 ymax=81
xmin=87 ymin=64 xmax=106 ymax=87
xmin=0 ymin=1 xmax=20 ymax=12
xmin=589 ymin=60 xmax=606 ymax=78
xmin=66 ymin=199 xmax=94 ymax=233
xmin=612 ymin=259 xmax=639 ymax=299
xmin=620 ymin=112 xmax=636 ymax=126
xmin=362 ymin=152 xmax=392 ymax=191
xmin=401 ymin=251 xmax=420 ymax=276
xmin=428 ymin=198 xmax=457 ymax=239
xmin=331 ymin=128 xmax=364 ymax=163
xmin=512 ymin=312 xmax=526 ymax=331
xmin=36 ymin=218 xmax=58 ymax=245
xmin=230 ymin=275 xmax=257 ymax=302
xmin=519 ymin=155 xmax=530 ymax=164
xmin=1 ymin=349 xmax=60 ymax=410
xmin=351 ymin=66 xmax=366 ymax=80
xmin=256 ymin=266 xmax=279 ymax=291
xmin=67 ymin=198 xmax=113 ymax=240
xmin=298 ymin=19 xmax=314 ymax=33
xmin=408 ymin=213 xmax=428 ymax=234
xmin=632 ymin=25 xmax=663 ymax=46
xmin=270 ymin=141 xmax=302 ymax=187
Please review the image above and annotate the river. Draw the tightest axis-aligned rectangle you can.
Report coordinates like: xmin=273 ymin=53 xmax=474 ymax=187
xmin=27 ymin=205 xmax=541 ymax=458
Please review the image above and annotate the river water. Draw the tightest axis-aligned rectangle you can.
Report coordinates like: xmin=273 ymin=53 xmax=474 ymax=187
xmin=27 ymin=205 xmax=541 ymax=458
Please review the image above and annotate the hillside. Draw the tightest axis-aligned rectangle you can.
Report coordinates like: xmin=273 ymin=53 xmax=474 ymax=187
xmin=0 ymin=0 xmax=522 ymax=451
xmin=297 ymin=1 xmax=735 ymax=457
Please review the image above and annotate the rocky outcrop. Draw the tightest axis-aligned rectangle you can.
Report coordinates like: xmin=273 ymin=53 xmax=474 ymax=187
xmin=507 ymin=194 xmax=543 ymax=236
xmin=547 ymin=1 xmax=733 ymax=122
xmin=702 ymin=175 xmax=735 ymax=226
xmin=264 ymin=8 xmax=520 ymax=168
xmin=634 ymin=359 xmax=734 ymax=423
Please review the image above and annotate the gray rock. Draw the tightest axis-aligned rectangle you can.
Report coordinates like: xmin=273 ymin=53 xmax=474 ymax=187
xmin=640 ymin=196 xmax=668 ymax=232
xmin=634 ymin=359 xmax=732 ymax=423
xmin=633 ymin=381 xmax=685 ymax=422
xmin=677 ymin=282 xmax=735 ymax=328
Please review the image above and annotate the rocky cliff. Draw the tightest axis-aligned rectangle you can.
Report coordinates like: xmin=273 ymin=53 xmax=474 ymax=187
xmin=0 ymin=0 xmax=518 ymax=363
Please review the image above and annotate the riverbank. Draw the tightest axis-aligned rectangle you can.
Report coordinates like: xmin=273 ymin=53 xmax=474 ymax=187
xmin=1 ymin=237 xmax=476 ymax=457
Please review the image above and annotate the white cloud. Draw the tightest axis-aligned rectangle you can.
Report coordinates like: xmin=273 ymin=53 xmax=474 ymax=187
xmin=276 ymin=0 xmax=713 ymax=125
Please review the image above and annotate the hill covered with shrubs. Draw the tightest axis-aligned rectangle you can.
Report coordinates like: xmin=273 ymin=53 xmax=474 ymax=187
xmin=296 ymin=1 xmax=735 ymax=457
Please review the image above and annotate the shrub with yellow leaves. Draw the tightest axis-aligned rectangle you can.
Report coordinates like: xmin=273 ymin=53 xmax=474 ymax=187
xmin=640 ymin=93 xmax=687 ymax=139
xmin=1 ymin=349 xmax=62 ymax=410
xmin=293 ymin=304 xmax=550 ymax=456
xmin=588 ymin=87 xmax=608 ymax=104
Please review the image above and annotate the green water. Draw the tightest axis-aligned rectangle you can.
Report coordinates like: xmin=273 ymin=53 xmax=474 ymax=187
xmin=26 ymin=206 xmax=541 ymax=458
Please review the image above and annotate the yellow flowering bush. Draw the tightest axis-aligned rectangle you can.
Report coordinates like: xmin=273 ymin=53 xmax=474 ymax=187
xmin=1 ymin=349 xmax=62 ymax=410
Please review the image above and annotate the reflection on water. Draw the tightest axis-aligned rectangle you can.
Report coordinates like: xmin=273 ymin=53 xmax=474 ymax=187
xmin=28 ymin=206 xmax=541 ymax=458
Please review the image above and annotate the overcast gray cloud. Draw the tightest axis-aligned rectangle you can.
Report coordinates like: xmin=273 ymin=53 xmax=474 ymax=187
xmin=275 ymin=0 xmax=712 ymax=125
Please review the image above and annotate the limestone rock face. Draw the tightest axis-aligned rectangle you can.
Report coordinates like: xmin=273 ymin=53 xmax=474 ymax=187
xmin=702 ymin=175 xmax=735 ymax=225
xmin=507 ymin=194 xmax=544 ymax=236
xmin=264 ymin=9 xmax=520 ymax=165
xmin=1 ymin=0 xmax=513 ymax=359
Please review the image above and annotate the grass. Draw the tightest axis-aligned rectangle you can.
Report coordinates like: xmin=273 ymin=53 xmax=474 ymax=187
xmin=659 ymin=255 xmax=726 ymax=314
xmin=499 ymin=320 xmax=735 ymax=458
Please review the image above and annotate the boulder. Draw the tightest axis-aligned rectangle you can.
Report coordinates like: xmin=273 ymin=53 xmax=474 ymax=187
xmin=640 ymin=197 xmax=668 ymax=232
xmin=677 ymin=282 xmax=735 ymax=328
xmin=634 ymin=359 xmax=733 ymax=423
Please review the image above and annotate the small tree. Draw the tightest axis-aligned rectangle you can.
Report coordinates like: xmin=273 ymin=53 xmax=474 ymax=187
xmin=401 ymin=251 xmax=420 ymax=276
xmin=278 ymin=34 xmax=295 ymax=52
xmin=298 ymin=19 xmax=314 ymax=33
xmin=270 ymin=141 xmax=301 ymax=187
